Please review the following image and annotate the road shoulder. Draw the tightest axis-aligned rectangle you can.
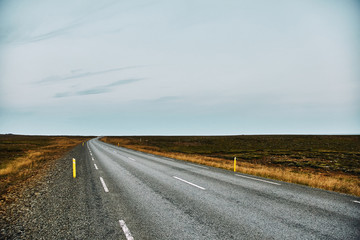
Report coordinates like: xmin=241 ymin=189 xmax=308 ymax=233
xmin=1 ymin=144 xmax=118 ymax=239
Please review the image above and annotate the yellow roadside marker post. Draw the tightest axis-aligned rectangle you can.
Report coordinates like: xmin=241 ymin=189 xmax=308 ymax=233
xmin=234 ymin=157 xmax=236 ymax=172
xmin=82 ymin=142 xmax=84 ymax=147
xmin=73 ymin=158 xmax=76 ymax=178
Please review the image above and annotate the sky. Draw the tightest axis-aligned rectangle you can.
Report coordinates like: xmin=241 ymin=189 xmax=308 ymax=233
xmin=0 ymin=0 xmax=359 ymax=136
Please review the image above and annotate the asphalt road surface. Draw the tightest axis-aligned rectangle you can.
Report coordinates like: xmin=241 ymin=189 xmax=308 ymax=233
xmin=85 ymin=138 xmax=360 ymax=239
xmin=3 ymin=138 xmax=359 ymax=239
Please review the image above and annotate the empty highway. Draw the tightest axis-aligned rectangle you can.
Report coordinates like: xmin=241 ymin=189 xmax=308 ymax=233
xmin=5 ymin=138 xmax=358 ymax=239
xmin=84 ymin=138 xmax=360 ymax=239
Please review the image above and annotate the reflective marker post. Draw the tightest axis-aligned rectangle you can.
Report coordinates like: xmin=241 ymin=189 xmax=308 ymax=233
xmin=73 ymin=158 xmax=76 ymax=178
xmin=234 ymin=157 xmax=236 ymax=172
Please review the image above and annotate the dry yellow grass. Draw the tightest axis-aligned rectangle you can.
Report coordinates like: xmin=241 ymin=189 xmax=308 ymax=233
xmin=1 ymin=137 xmax=84 ymax=177
xmin=0 ymin=136 xmax=91 ymax=204
xmin=0 ymin=151 xmax=41 ymax=176
xmin=102 ymin=137 xmax=360 ymax=196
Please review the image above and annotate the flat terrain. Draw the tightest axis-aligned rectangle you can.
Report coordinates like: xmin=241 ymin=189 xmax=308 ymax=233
xmin=0 ymin=134 xmax=92 ymax=204
xmin=1 ymin=138 xmax=359 ymax=239
xmin=101 ymin=135 xmax=360 ymax=196
xmin=0 ymin=134 xmax=92 ymax=239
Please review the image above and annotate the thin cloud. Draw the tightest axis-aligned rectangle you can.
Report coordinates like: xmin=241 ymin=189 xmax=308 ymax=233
xmin=1 ymin=0 xmax=122 ymax=45
xmin=54 ymin=92 xmax=72 ymax=98
xmin=77 ymin=88 xmax=109 ymax=96
xmin=54 ymin=78 xmax=144 ymax=98
xmin=37 ymin=66 xmax=143 ymax=84
xmin=25 ymin=22 xmax=82 ymax=43
xmin=106 ymin=78 xmax=143 ymax=87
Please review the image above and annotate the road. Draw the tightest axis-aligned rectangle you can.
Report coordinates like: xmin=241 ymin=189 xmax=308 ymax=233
xmin=4 ymin=137 xmax=358 ymax=239
xmin=84 ymin=138 xmax=360 ymax=239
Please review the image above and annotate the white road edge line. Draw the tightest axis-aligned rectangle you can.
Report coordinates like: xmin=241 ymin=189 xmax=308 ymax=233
xmin=354 ymin=200 xmax=360 ymax=204
xmin=187 ymin=163 xmax=208 ymax=169
xmin=94 ymin=164 xmax=98 ymax=170
xmin=235 ymin=174 xmax=281 ymax=185
xmin=99 ymin=177 xmax=109 ymax=192
xmin=119 ymin=220 xmax=134 ymax=240
xmin=173 ymin=176 xmax=206 ymax=190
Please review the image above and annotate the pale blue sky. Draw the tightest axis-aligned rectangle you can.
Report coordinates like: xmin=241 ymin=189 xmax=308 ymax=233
xmin=0 ymin=0 xmax=359 ymax=135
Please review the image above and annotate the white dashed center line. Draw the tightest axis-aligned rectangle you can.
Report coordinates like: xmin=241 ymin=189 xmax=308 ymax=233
xmin=354 ymin=200 xmax=360 ymax=204
xmin=119 ymin=220 xmax=134 ymax=240
xmin=235 ymin=174 xmax=281 ymax=185
xmin=128 ymin=157 xmax=136 ymax=161
xmin=173 ymin=176 xmax=206 ymax=190
xmin=94 ymin=164 xmax=98 ymax=170
xmin=99 ymin=177 xmax=109 ymax=192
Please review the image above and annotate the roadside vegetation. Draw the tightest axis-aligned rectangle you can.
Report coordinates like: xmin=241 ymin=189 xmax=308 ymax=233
xmin=0 ymin=134 xmax=91 ymax=205
xmin=101 ymin=135 xmax=360 ymax=196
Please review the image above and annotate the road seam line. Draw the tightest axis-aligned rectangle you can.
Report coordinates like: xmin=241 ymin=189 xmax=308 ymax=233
xmin=99 ymin=177 xmax=109 ymax=192
xmin=187 ymin=163 xmax=208 ymax=169
xmin=94 ymin=164 xmax=98 ymax=170
xmin=173 ymin=176 xmax=206 ymax=190
xmin=166 ymin=158 xmax=176 ymax=162
xmin=235 ymin=174 xmax=281 ymax=185
xmin=119 ymin=220 xmax=134 ymax=240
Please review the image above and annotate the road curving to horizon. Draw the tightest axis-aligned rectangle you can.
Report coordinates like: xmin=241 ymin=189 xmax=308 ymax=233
xmin=2 ymin=137 xmax=360 ymax=239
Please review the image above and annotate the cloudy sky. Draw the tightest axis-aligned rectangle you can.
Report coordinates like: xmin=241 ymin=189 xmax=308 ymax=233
xmin=0 ymin=0 xmax=359 ymax=135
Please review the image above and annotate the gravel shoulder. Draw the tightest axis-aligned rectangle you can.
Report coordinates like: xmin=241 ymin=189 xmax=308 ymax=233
xmin=0 ymin=143 xmax=120 ymax=239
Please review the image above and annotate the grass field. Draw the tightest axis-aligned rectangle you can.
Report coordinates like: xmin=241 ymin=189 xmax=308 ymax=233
xmin=0 ymin=134 xmax=92 ymax=204
xmin=101 ymin=135 xmax=360 ymax=196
